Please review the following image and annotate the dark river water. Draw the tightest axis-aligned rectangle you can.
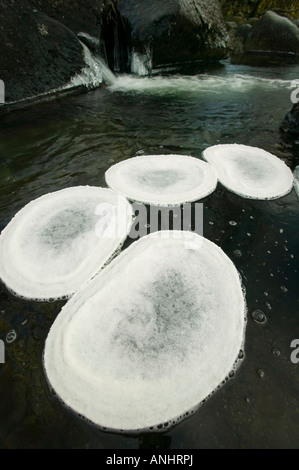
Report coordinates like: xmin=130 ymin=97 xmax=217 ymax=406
xmin=0 ymin=61 xmax=299 ymax=449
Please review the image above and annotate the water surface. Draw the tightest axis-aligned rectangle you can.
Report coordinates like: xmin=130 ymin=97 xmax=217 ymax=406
xmin=0 ymin=61 xmax=299 ymax=449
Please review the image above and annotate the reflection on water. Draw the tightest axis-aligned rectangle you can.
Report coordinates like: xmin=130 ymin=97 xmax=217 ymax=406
xmin=0 ymin=61 xmax=299 ymax=449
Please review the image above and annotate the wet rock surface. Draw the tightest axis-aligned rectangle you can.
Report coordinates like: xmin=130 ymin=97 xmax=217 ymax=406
xmin=28 ymin=0 xmax=105 ymax=37
xmin=0 ymin=0 xmax=85 ymax=103
xmin=246 ymin=11 xmax=299 ymax=53
xmin=229 ymin=11 xmax=299 ymax=65
xmin=280 ymin=102 xmax=299 ymax=163
xmin=101 ymin=0 xmax=229 ymax=72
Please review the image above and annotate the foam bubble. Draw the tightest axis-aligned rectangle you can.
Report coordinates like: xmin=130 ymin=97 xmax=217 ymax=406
xmin=44 ymin=231 xmax=246 ymax=432
xmin=203 ymin=144 xmax=294 ymax=200
xmin=0 ymin=186 xmax=133 ymax=301
xmin=105 ymin=155 xmax=218 ymax=206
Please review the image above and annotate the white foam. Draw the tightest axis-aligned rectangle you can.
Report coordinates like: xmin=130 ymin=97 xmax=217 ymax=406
xmin=105 ymin=155 xmax=218 ymax=206
xmin=294 ymin=166 xmax=299 ymax=200
xmin=131 ymin=50 xmax=152 ymax=76
xmin=203 ymin=144 xmax=294 ymax=200
xmin=71 ymin=44 xmax=116 ymax=88
xmin=44 ymin=231 xmax=246 ymax=432
xmin=109 ymin=73 xmax=292 ymax=95
xmin=0 ymin=186 xmax=133 ymax=301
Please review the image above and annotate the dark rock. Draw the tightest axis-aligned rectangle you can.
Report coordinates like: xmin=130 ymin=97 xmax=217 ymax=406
xmin=248 ymin=17 xmax=260 ymax=27
xmin=235 ymin=23 xmax=252 ymax=40
xmin=0 ymin=0 xmax=86 ymax=103
xmin=246 ymin=11 xmax=299 ymax=53
xmin=226 ymin=21 xmax=239 ymax=31
xmin=101 ymin=0 xmax=229 ymax=73
xmin=28 ymin=0 xmax=104 ymax=37
xmin=77 ymin=32 xmax=101 ymax=52
xmin=280 ymin=102 xmax=299 ymax=139
xmin=280 ymin=102 xmax=299 ymax=165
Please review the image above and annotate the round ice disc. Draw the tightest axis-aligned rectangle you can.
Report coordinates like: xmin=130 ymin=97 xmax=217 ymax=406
xmin=44 ymin=231 xmax=246 ymax=432
xmin=203 ymin=144 xmax=294 ymax=200
xmin=0 ymin=186 xmax=133 ymax=301
xmin=105 ymin=155 xmax=218 ymax=205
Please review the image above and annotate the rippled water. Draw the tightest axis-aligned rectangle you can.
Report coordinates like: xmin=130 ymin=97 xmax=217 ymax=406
xmin=0 ymin=61 xmax=299 ymax=449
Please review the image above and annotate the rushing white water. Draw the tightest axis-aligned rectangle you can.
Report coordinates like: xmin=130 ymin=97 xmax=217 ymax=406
xmin=131 ymin=50 xmax=153 ymax=76
xmin=109 ymin=72 xmax=294 ymax=95
xmin=71 ymin=44 xmax=116 ymax=87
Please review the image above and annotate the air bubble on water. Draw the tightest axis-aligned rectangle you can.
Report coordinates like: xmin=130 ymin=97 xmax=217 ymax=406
xmin=272 ymin=348 xmax=281 ymax=357
xmin=251 ymin=309 xmax=267 ymax=325
xmin=135 ymin=150 xmax=145 ymax=156
xmin=257 ymin=369 xmax=265 ymax=379
xmin=229 ymin=371 xmax=235 ymax=379
xmin=265 ymin=302 xmax=272 ymax=311
xmin=209 ymin=221 xmax=214 ymax=226
xmin=238 ymin=350 xmax=244 ymax=360
xmin=229 ymin=221 xmax=237 ymax=226
xmin=280 ymin=286 xmax=288 ymax=293
xmin=280 ymin=229 xmax=284 ymax=234
xmin=264 ymin=292 xmax=269 ymax=297
xmin=107 ymin=159 xmax=115 ymax=164
xmin=6 ymin=329 xmax=17 ymax=344
xmin=234 ymin=250 xmax=242 ymax=258
xmin=247 ymin=233 xmax=251 ymax=237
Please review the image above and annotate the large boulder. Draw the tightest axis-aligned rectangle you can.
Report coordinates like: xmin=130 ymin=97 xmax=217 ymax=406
xmin=0 ymin=0 xmax=86 ymax=104
xmin=230 ymin=11 xmax=299 ymax=64
xmin=101 ymin=0 xmax=229 ymax=73
xmin=246 ymin=10 xmax=299 ymax=52
xmin=27 ymin=0 xmax=105 ymax=37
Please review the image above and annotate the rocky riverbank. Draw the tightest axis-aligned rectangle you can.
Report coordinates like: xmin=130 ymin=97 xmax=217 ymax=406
xmin=1 ymin=0 xmax=299 ymax=110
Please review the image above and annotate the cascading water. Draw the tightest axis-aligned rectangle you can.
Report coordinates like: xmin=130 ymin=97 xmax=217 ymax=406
xmin=131 ymin=48 xmax=153 ymax=76
xmin=73 ymin=43 xmax=116 ymax=87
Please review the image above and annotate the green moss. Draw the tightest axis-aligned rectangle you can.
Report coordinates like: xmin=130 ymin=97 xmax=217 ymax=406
xmin=220 ymin=0 xmax=299 ymax=20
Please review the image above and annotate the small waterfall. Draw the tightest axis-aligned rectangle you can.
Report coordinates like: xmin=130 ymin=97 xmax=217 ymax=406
xmin=131 ymin=49 xmax=152 ymax=76
xmin=72 ymin=43 xmax=116 ymax=87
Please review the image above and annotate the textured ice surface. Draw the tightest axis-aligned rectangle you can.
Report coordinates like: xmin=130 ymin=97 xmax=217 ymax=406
xmin=105 ymin=155 xmax=218 ymax=205
xmin=0 ymin=186 xmax=133 ymax=301
xmin=44 ymin=231 xmax=246 ymax=432
xmin=203 ymin=144 xmax=294 ymax=200
xmin=294 ymin=167 xmax=299 ymax=200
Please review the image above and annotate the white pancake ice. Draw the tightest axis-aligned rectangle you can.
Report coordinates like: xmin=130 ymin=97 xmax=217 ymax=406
xmin=0 ymin=186 xmax=133 ymax=301
xmin=44 ymin=231 xmax=246 ymax=432
xmin=203 ymin=144 xmax=294 ymax=200
xmin=105 ymin=155 xmax=218 ymax=206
